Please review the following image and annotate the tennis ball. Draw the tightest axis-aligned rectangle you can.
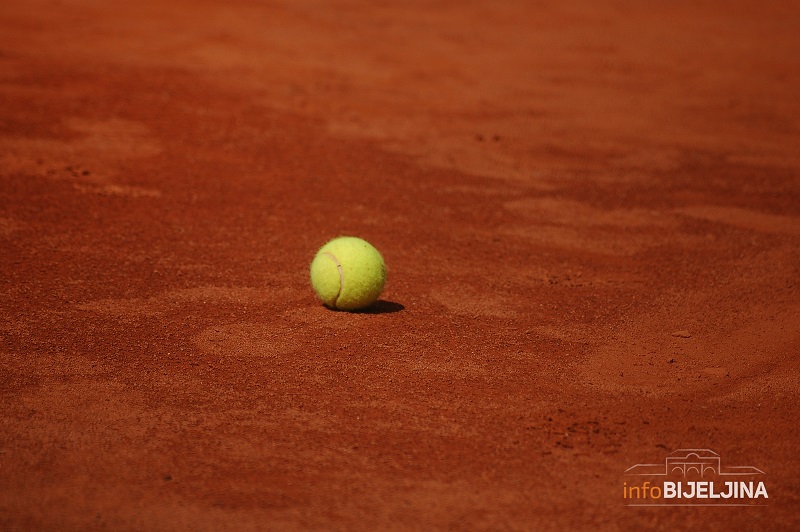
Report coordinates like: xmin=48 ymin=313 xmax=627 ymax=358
xmin=310 ymin=236 xmax=386 ymax=311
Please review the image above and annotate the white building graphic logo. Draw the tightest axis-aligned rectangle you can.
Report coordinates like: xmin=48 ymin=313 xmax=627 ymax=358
xmin=623 ymin=449 xmax=768 ymax=507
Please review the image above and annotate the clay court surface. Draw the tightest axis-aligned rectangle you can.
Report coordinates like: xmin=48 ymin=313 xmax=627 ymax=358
xmin=1 ymin=1 xmax=799 ymax=530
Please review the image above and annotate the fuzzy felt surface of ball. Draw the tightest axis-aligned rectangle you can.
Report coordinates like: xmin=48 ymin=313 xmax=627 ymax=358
xmin=310 ymin=236 xmax=386 ymax=311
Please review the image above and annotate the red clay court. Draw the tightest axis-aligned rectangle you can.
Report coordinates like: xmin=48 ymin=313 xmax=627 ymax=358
xmin=1 ymin=1 xmax=798 ymax=530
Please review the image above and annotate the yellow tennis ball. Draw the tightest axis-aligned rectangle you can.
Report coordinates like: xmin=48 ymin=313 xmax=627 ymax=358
xmin=310 ymin=236 xmax=386 ymax=311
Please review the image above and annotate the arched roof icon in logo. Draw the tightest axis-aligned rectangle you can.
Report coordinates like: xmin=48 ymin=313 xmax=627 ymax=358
xmin=625 ymin=449 xmax=765 ymax=477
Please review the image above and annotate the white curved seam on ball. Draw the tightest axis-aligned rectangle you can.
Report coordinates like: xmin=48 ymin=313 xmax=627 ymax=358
xmin=321 ymin=252 xmax=344 ymax=308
